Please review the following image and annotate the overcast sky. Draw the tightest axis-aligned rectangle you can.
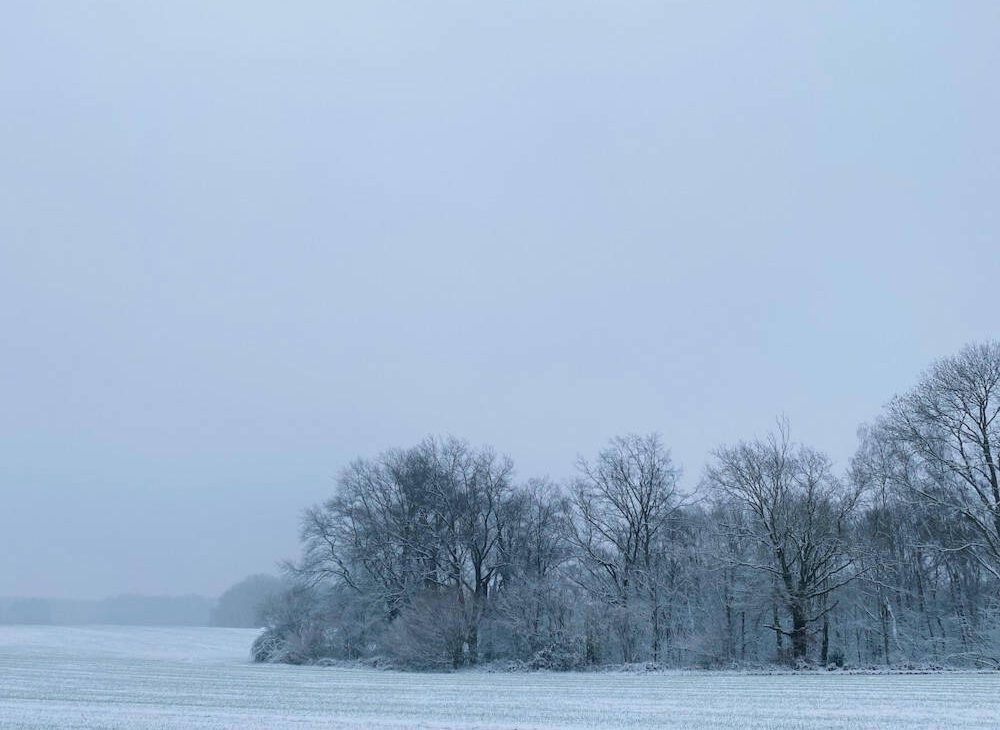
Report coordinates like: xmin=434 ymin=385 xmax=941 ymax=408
xmin=2 ymin=2 xmax=998 ymax=599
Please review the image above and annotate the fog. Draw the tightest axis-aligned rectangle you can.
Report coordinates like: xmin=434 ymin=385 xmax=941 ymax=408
xmin=1 ymin=2 xmax=997 ymax=599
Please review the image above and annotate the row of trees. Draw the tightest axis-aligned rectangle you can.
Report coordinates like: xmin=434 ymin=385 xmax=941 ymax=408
xmin=254 ymin=341 xmax=1000 ymax=669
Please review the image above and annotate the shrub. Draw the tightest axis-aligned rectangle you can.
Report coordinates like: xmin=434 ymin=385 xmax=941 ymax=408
xmin=526 ymin=641 xmax=586 ymax=671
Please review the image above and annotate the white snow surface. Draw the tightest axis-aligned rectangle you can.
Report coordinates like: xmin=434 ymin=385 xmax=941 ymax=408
xmin=0 ymin=625 xmax=998 ymax=729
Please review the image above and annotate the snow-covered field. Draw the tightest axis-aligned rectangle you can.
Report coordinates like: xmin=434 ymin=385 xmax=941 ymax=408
xmin=0 ymin=626 xmax=997 ymax=729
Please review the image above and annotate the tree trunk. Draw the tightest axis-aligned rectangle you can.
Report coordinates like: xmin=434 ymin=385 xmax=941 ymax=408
xmin=740 ymin=611 xmax=746 ymax=661
xmin=772 ymin=600 xmax=783 ymax=655
xmin=879 ymin=597 xmax=891 ymax=665
xmin=724 ymin=595 xmax=733 ymax=661
xmin=651 ymin=603 xmax=661 ymax=663
xmin=790 ymin=604 xmax=808 ymax=660
xmin=821 ymin=613 xmax=829 ymax=664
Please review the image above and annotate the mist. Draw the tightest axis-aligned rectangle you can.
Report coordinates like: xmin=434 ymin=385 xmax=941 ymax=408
xmin=2 ymin=1 xmax=998 ymax=600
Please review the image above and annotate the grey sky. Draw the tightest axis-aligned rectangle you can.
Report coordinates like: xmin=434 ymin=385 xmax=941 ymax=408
xmin=2 ymin=2 xmax=998 ymax=599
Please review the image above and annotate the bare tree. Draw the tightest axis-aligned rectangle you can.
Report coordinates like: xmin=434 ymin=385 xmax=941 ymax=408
xmin=295 ymin=444 xmax=441 ymax=619
xmin=705 ymin=421 xmax=863 ymax=661
xmin=568 ymin=433 xmax=686 ymax=662
xmin=882 ymin=341 xmax=1000 ymax=579
xmin=492 ymin=479 xmax=577 ymax=663
xmin=292 ymin=437 xmax=519 ymax=666
xmin=428 ymin=438 xmax=515 ymax=663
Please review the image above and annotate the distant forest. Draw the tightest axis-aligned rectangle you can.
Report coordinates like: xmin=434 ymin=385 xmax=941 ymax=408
xmin=253 ymin=341 xmax=1000 ymax=670
xmin=0 ymin=574 xmax=282 ymax=628
xmin=0 ymin=595 xmax=214 ymax=626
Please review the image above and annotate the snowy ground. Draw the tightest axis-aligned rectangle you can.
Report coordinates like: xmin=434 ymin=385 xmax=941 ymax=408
xmin=0 ymin=626 xmax=997 ymax=729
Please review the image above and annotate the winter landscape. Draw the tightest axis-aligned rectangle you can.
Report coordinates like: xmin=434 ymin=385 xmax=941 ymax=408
xmin=5 ymin=1 xmax=1000 ymax=728
xmin=2 ymin=625 xmax=999 ymax=730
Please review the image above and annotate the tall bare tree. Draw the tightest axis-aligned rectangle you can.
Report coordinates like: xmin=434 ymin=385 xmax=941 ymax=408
xmin=706 ymin=422 xmax=863 ymax=660
xmin=568 ymin=433 xmax=686 ymax=662
xmin=882 ymin=341 xmax=1000 ymax=579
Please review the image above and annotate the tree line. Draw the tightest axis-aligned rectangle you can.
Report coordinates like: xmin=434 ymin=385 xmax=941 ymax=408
xmin=253 ymin=341 xmax=1000 ymax=670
